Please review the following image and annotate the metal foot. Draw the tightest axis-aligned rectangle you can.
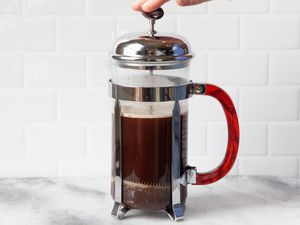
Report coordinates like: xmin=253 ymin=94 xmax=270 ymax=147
xmin=165 ymin=204 xmax=186 ymax=221
xmin=111 ymin=202 xmax=130 ymax=220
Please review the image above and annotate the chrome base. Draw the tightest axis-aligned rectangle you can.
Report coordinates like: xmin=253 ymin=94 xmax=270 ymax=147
xmin=165 ymin=204 xmax=186 ymax=221
xmin=111 ymin=202 xmax=130 ymax=220
xmin=110 ymin=167 xmax=196 ymax=221
xmin=111 ymin=202 xmax=186 ymax=221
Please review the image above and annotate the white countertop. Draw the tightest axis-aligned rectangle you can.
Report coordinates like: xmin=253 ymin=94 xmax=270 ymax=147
xmin=1 ymin=176 xmax=299 ymax=225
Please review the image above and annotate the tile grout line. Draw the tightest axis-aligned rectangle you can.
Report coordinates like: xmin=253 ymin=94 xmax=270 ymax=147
xmin=238 ymin=15 xmax=241 ymax=51
xmin=21 ymin=53 xmax=25 ymax=88
xmin=204 ymin=123 xmax=208 ymax=156
xmin=268 ymin=0 xmax=271 ymax=15
xmin=83 ymin=0 xmax=87 ymax=15
xmin=267 ymin=52 xmax=271 ymax=86
xmin=84 ymin=54 xmax=88 ymax=87
xmin=298 ymin=157 xmax=300 ymax=177
xmin=21 ymin=0 xmax=25 ymax=15
xmin=55 ymin=18 xmax=58 ymax=52
xmin=56 ymin=88 xmax=60 ymax=124
xmin=84 ymin=125 xmax=88 ymax=159
xmin=298 ymin=88 xmax=300 ymax=121
xmin=266 ymin=123 xmax=270 ymax=156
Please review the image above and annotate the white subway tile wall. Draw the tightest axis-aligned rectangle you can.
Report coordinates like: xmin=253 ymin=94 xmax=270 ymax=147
xmin=0 ymin=89 xmax=57 ymax=122
xmin=270 ymin=51 xmax=300 ymax=85
xmin=25 ymin=54 xmax=86 ymax=87
xmin=163 ymin=0 xmax=208 ymax=15
xmin=58 ymin=158 xmax=110 ymax=178
xmin=0 ymin=159 xmax=57 ymax=177
xmin=0 ymin=18 xmax=56 ymax=50
xmin=207 ymin=122 xmax=268 ymax=156
xmin=190 ymin=88 xmax=239 ymax=121
xmin=86 ymin=53 xmax=110 ymax=87
xmin=269 ymin=123 xmax=300 ymax=155
xmin=86 ymin=0 xmax=135 ymax=15
xmin=87 ymin=124 xmax=111 ymax=157
xmin=178 ymin=15 xmax=240 ymax=50
xmin=27 ymin=125 xmax=86 ymax=158
xmin=207 ymin=52 xmax=269 ymax=86
xmin=117 ymin=15 xmax=177 ymax=35
xmin=0 ymin=0 xmax=299 ymax=178
xmin=0 ymin=55 xmax=23 ymax=87
xmin=24 ymin=0 xmax=85 ymax=15
xmin=239 ymin=157 xmax=298 ymax=177
xmin=59 ymin=88 xmax=110 ymax=123
xmin=189 ymin=156 xmax=239 ymax=175
xmin=0 ymin=0 xmax=21 ymax=14
xmin=271 ymin=0 xmax=300 ymax=13
xmin=0 ymin=126 xmax=24 ymax=158
xmin=57 ymin=17 xmax=116 ymax=51
xmin=240 ymin=15 xmax=300 ymax=49
xmin=209 ymin=0 xmax=269 ymax=14
xmin=240 ymin=88 xmax=299 ymax=121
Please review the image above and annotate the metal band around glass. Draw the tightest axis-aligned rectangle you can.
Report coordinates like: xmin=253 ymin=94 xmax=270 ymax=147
xmin=108 ymin=80 xmax=206 ymax=102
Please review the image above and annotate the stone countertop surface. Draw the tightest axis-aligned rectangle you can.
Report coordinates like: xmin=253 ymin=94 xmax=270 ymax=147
xmin=0 ymin=176 xmax=299 ymax=225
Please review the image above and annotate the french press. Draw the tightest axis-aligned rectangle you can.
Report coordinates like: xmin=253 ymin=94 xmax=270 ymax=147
xmin=109 ymin=8 xmax=240 ymax=221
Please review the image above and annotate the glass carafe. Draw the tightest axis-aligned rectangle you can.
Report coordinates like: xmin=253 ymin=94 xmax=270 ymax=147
xmin=109 ymin=8 xmax=240 ymax=221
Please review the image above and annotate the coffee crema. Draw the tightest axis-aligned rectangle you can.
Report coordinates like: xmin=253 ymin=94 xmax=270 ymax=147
xmin=112 ymin=113 xmax=188 ymax=210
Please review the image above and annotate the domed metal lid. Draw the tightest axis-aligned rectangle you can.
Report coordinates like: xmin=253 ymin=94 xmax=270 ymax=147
xmin=111 ymin=8 xmax=193 ymax=70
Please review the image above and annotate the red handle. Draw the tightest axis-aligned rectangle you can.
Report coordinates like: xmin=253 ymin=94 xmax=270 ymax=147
xmin=194 ymin=84 xmax=240 ymax=185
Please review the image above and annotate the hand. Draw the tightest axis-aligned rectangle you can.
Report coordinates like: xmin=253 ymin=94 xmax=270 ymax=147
xmin=133 ymin=0 xmax=209 ymax=12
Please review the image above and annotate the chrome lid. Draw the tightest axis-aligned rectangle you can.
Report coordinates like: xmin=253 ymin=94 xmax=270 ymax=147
xmin=111 ymin=8 xmax=193 ymax=70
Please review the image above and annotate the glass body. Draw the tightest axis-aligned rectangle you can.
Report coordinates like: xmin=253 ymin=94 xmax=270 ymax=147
xmin=110 ymin=65 xmax=190 ymax=210
xmin=111 ymin=100 xmax=188 ymax=210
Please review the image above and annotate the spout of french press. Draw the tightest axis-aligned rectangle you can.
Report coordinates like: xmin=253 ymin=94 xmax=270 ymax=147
xmin=142 ymin=8 xmax=164 ymax=37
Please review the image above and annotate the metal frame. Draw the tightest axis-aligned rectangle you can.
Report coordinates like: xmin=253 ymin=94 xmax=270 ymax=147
xmin=109 ymin=81 xmax=205 ymax=221
xmin=169 ymin=94 xmax=185 ymax=221
xmin=111 ymin=99 xmax=130 ymax=219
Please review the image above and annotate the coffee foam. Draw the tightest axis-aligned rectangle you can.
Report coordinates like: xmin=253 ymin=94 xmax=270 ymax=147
xmin=121 ymin=106 xmax=188 ymax=119
xmin=121 ymin=112 xmax=174 ymax=119
xmin=120 ymin=100 xmax=189 ymax=119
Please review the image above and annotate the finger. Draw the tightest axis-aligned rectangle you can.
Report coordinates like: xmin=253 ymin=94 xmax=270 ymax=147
xmin=142 ymin=0 xmax=169 ymax=12
xmin=132 ymin=0 xmax=148 ymax=11
xmin=176 ymin=0 xmax=209 ymax=7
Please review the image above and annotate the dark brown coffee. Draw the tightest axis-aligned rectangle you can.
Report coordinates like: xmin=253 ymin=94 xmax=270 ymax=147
xmin=112 ymin=114 xmax=188 ymax=210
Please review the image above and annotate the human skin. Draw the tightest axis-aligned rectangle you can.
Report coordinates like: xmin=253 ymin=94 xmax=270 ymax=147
xmin=132 ymin=0 xmax=209 ymax=12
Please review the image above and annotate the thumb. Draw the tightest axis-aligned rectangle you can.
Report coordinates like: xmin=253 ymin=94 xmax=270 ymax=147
xmin=142 ymin=0 xmax=169 ymax=12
